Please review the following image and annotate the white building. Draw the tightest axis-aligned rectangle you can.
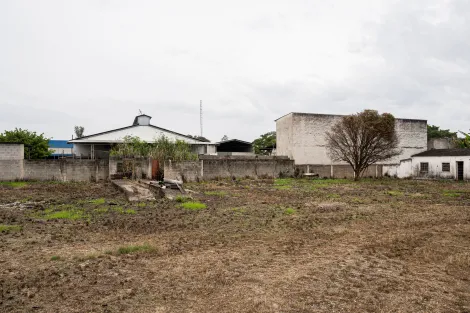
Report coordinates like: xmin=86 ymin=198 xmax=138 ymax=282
xmin=69 ymin=114 xmax=216 ymax=159
xmin=397 ymin=149 xmax=470 ymax=180
xmin=276 ymin=112 xmax=427 ymax=176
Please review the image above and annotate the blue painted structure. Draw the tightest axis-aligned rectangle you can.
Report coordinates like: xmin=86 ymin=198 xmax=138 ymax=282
xmin=48 ymin=140 xmax=74 ymax=157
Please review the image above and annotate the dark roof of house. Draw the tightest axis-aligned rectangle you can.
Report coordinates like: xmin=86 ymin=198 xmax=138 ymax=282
xmin=49 ymin=140 xmax=73 ymax=148
xmin=68 ymin=124 xmax=207 ymax=144
xmin=412 ymin=149 xmax=470 ymax=157
xmin=215 ymin=139 xmax=252 ymax=145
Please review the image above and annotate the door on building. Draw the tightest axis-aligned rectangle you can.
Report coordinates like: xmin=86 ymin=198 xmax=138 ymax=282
xmin=151 ymin=159 xmax=160 ymax=180
xmin=457 ymin=161 xmax=464 ymax=181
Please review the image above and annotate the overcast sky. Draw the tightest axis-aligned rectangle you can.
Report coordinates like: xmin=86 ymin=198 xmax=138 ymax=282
xmin=1 ymin=0 xmax=469 ymax=142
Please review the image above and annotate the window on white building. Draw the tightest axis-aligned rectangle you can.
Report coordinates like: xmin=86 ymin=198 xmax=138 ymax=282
xmin=420 ymin=162 xmax=429 ymax=172
xmin=442 ymin=163 xmax=450 ymax=172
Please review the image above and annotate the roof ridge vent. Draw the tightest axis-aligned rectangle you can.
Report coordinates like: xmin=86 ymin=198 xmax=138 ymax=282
xmin=133 ymin=114 xmax=152 ymax=126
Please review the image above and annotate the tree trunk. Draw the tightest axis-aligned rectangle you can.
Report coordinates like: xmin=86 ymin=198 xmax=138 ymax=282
xmin=354 ymin=168 xmax=361 ymax=181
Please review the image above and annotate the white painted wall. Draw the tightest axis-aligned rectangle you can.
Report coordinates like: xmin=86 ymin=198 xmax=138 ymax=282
xmin=397 ymin=156 xmax=470 ymax=179
xmin=276 ymin=113 xmax=427 ymax=165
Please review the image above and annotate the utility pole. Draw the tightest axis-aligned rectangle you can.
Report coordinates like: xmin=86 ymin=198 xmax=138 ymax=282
xmin=200 ymin=100 xmax=203 ymax=137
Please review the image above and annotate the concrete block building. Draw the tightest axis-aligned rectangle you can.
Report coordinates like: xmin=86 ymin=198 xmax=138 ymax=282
xmin=276 ymin=112 xmax=427 ymax=177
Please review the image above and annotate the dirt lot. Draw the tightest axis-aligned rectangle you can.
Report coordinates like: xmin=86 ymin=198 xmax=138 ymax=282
xmin=0 ymin=178 xmax=469 ymax=312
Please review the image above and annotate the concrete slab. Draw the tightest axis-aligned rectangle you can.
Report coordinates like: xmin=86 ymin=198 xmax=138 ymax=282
xmin=112 ymin=180 xmax=156 ymax=202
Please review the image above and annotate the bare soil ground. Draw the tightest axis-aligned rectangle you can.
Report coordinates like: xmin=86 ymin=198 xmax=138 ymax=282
xmin=0 ymin=178 xmax=469 ymax=313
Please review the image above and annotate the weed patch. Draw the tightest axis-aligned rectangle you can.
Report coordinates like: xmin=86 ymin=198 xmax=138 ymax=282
xmin=117 ymin=245 xmax=154 ymax=255
xmin=42 ymin=210 xmax=87 ymax=220
xmin=175 ymin=196 xmax=192 ymax=203
xmin=50 ymin=256 xmax=61 ymax=261
xmin=443 ymin=190 xmax=466 ymax=197
xmin=180 ymin=201 xmax=207 ymax=210
xmin=284 ymin=208 xmax=296 ymax=215
xmin=0 ymin=224 xmax=22 ymax=232
xmin=387 ymin=190 xmax=404 ymax=196
xmin=0 ymin=181 xmax=27 ymax=188
xmin=90 ymin=198 xmax=106 ymax=205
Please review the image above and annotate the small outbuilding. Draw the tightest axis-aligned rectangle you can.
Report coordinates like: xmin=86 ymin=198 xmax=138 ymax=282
xmin=397 ymin=149 xmax=470 ymax=180
xmin=216 ymin=139 xmax=253 ymax=156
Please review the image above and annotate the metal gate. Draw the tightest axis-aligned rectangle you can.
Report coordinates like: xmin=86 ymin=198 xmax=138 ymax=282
xmin=151 ymin=159 xmax=159 ymax=180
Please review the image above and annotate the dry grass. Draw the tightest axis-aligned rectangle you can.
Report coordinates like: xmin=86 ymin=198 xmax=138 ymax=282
xmin=0 ymin=178 xmax=469 ymax=312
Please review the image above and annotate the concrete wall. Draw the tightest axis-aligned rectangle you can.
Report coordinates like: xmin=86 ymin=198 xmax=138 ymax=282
xmin=397 ymin=156 xmax=470 ymax=180
xmin=0 ymin=159 xmax=109 ymax=182
xmin=295 ymin=164 xmax=383 ymax=179
xmin=0 ymin=143 xmax=24 ymax=160
xmin=164 ymin=156 xmax=295 ymax=182
xmin=276 ymin=113 xmax=427 ymax=165
xmin=109 ymin=157 xmax=152 ymax=179
xmin=428 ymin=138 xmax=456 ymax=150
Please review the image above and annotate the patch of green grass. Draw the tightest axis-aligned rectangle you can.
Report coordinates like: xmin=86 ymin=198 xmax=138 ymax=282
xmin=0 ymin=181 xmax=28 ymax=188
xmin=274 ymin=178 xmax=293 ymax=186
xmin=175 ymin=196 xmax=192 ymax=203
xmin=124 ymin=209 xmax=136 ymax=214
xmin=90 ymin=198 xmax=106 ymax=205
xmin=442 ymin=190 xmax=465 ymax=197
xmin=137 ymin=202 xmax=147 ymax=207
xmin=180 ymin=201 xmax=207 ymax=210
xmin=387 ymin=190 xmax=404 ymax=196
xmin=94 ymin=207 xmax=109 ymax=213
xmin=284 ymin=207 xmax=296 ymax=215
xmin=204 ymin=191 xmax=227 ymax=196
xmin=117 ymin=244 xmax=154 ymax=255
xmin=42 ymin=210 xmax=87 ymax=220
xmin=50 ymin=256 xmax=61 ymax=261
xmin=0 ymin=224 xmax=22 ymax=232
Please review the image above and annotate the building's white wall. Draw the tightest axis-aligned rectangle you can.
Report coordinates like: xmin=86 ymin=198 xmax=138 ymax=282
xmin=276 ymin=113 xmax=427 ymax=165
xmin=410 ymin=156 xmax=470 ymax=179
xmin=276 ymin=114 xmax=294 ymax=159
xmin=396 ymin=159 xmax=412 ymax=178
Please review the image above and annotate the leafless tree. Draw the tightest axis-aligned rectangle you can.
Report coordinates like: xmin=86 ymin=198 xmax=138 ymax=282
xmin=74 ymin=126 xmax=85 ymax=138
xmin=326 ymin=110 xmax=401 ymax=180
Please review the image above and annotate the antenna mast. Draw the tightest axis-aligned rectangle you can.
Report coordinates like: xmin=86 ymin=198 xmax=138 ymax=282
xmin=200 ymin=100 xmax=203 ymax=137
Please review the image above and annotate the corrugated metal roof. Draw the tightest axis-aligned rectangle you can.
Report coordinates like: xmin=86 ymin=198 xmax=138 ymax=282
xmin=48 ymin=140 xmax=73 ymax=148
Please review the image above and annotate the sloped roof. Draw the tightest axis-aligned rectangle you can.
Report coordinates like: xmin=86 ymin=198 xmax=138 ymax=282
xmin=215 ymin=139 xmax=252 ymax=145
xmin=412 ymin=149 xmax=470 ymax=157
xmin=68 ymin=124 xmax=209 ymax=144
